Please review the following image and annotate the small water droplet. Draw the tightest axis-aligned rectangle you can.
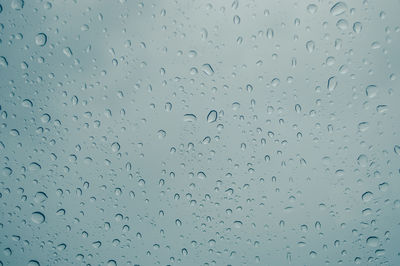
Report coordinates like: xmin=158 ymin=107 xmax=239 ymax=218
xmin=63 ymin=47 xmax=73 ymax=57
xmin=29 ymin=162 xmax=41 ymax=171
xmin=22 ymin=99 xmax=33 ymax=108
xmin=183 ymin=114 xmax=197 ymax=122
xmin=306 ymin=41 xmax=315 ymax=53
xmin=27 ymin=260 xmax=40 ymax=266
xmin=327 ymin=76 xmax=337 ymax=91
xmin=201 ymin=64 xmax=214 ymax=76
xmin=330 ymin=2 xmax=347 ymax=16
xmin=353 ymin=22 xmax=362 ymax=33
xmin=307 ymin=4 xmax=318 ymax=14
xmin=365 ymin=85 xmax=378 ymax=98
xmin=366 ymin=236 xmax=379 ymax=247
xmin=11 ymin=0 xmax=24 ymax=10
xmin=234 ymin=220 xmax=243 ymax=228
xmin=362 ymin=191 xmax=373 ymax=202
xmin=394 ymin=145 xmax=400 ymax=156
xmin=111 ymin=142 xmax=120 ymax=152
xmin=0 ymin=56 xmax=8 ymax=67
xmin=31 ymin=212 xmax=45 ymax=224
xmin=233 ymin=15 xmax=241 ymax=24
xmin=157 ymin=130 xmax=166 ymax=139
xmin=35 ymin=33 xmax=47 ymax=46
xmin=207 ymin=110 xmax=217 ymax=123
xmin=357 ymin=154 xmax=368 ymax=167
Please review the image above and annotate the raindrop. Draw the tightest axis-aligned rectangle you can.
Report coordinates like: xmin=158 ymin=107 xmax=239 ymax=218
xmin=362 ymin=191 xmax=373 ymax=202
xmin=330 ymin=2 xmax=347 ymax=16
xmin=27 ymin=261 xmax=40 ymax=266
xmin=22 ymin=99 xmax=33 ymax=108
xmin=366 ymin=236 xmax=379 ymax=247
xmin=353 ymin=22 xmax=362 ymax=33
xmin=31 ymin=212 xmax=45 ymax=224
xmin=0 ymin=56 xmax=8 ymax=67
xmin=394 ymin=145 xmax=400 ymax=156
xmin=63 ymin=47 xmax=73 ymax=57
xmin=184 ymin=114 xmax=197 ymax=122
xmin=233 ymin=15 xmax=241 ymax=24
xmin=35 ymin=33 xmax=47 ymax=46
xmin=307 ymin=4 xmax=318 ymax=14
xmin=327 ymin=76 xmax=337 ymax=91
xmin=11 ymin=0 xmax=24 ymax=10
xmin=306 ymin=41 xmax=315 ymax=53
xmin=29 ymin=162 xmax=41 ymax=171
xmin=201 ymin=64 xmax=214 ymax=76
xmin=111 ymin=142 xmax=120 ymax=152
xmin=207 ymin=110 xmax=217 ymax=123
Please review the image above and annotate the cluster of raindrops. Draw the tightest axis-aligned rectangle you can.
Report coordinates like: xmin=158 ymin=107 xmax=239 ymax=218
xmin=0 ymin=0 xmax=400 ymax=265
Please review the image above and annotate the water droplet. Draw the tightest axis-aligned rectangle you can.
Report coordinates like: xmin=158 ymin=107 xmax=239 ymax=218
xmin=175 ymin=219 xmax=182 ymax=226
xmin=330 ymin=2 xmax=347 ymax=16
xmin=295 ymin=104 xmax=302 ymax=113
xmin=2 ymin=166 xmax=12 ymax=176
xmin=0 ymin=56 xmax=8 ymax=67
xmin=362 ymin=191 xmax=373 ymax=202
xmin=11 ymin=0 xmax=24 ymax=10
xmin=207 ymin=110 xmax=217 ymax=123
xmin=197 ymin=172 xmax=206 ymax=179
xmin=22 ymin=99 xmax=33 ymax=108
xmin=266 ymin=28 xmax=274 ymax=39
xmin=201 ymin=64 xmax=214 ymax=76
xmin=28 ymin=162 xmax=41 ymax=171
xmin=35 ymin=33 xmax=47 ymax=46
xmin=234 ymin=221 xmax=243 ymax=228
xmin=394 ymin=145 xmax=400 ymax=156
xmin=379 ymin=182 xmax=388 ymax=192
xmin=107 ymin=260 xmax=117 ymax=266
xmin=327 ymin=76 xmax=337 ymax=91
xmin=41 ymin=113 xmax=51 ymax=123
xmin=165 ymin=102 xmax=172 ymax=111
xmin=111 ymin=142 xmax=120 ymax=152
xmin=183 ymin=114 xmax=197 ymax=122
xmin=63 ymin=47 xmax=73 ymax=57
xmin=357 ymin=154 xmax=368 ymax=167
xmin=336 ymin=19 xmax=348 ymax=30
xmin=376 ymin=105 xmax=388 ymax=113
xmin=246 ymin=84 xmax=254 ymax=92
xmin=353 ymin=22 xmax=362 ymax=33
xmin=157 ymin=130 xmax=166 ymax=139
xmin=31 ymin=212 xmax=45 ymax=224
xmin=307 ymin=4 xmax=318 ymax=14
xmin=366 ymin=236 xmax=379 ymax=247
xmin=358 ymin=122 xmax=369 ymax=132
xmin=306 ymin=41 xmax=315 ymax=53
xmin=27 ymin=260 xmax=40 ymax=266
xmin=34 ymin=192 xmax=48 ymax=203
xmin=233 ymin=15 xmax=241 ymax=24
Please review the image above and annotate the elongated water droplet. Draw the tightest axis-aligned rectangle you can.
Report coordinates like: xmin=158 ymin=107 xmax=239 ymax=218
xmin=207 ymin=110 xmax=217 ymax=123
xmin=330 ymin=2 xmax=347 ymax=16
xmin=201 ymin=64 xmax=214 ymax=76
xmin=327 ymin=76 xmax=337 ymax=91
xmin=35 ymin=33 xmax=47 ymax=46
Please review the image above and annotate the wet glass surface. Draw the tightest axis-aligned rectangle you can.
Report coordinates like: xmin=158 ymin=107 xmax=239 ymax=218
xmin=1 ymin=0 xmax=400 ymax=265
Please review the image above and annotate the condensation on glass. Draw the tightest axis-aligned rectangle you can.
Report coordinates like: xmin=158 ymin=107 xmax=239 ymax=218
xmin=0 ymin=0 xmax=400 ymax=265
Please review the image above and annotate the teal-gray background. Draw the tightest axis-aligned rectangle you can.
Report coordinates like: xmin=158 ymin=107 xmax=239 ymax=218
xmin=1 ymin=0 xmax=400 ymax=265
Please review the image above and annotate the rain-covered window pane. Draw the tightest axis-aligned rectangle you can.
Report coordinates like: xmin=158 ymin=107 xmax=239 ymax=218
xmin=1 ymin=0 xmax=400 ymax=265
